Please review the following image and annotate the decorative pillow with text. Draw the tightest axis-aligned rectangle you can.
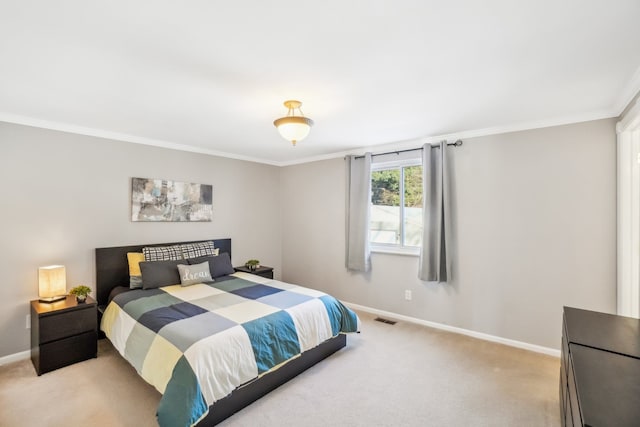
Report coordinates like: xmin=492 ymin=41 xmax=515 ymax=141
xmin=177 ymin=261 xmax=213 ymax=286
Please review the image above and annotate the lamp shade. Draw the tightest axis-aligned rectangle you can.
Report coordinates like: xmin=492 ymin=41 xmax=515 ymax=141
xmin=274 ymin=116 xmax=313 ymax=145
xmin=38 ymin=265 xmax=67 ymax=303
xmin=273 ymin=100 xmax=314 ymax=146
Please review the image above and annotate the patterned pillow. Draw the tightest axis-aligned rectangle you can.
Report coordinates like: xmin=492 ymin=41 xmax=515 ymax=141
xmin=180 ymin=241 xmax=217 ymax=259
xmin=177 ymin=262 xmax=213 ymax=286
xmin=143 ymin=244 xmax=184 ymax=261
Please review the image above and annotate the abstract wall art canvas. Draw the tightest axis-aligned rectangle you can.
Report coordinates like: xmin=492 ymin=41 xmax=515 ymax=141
xmin=131 ymin=177 xmax=213 ymax=222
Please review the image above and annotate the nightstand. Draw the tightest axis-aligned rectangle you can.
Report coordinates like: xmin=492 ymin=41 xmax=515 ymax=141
xmin=234 ymin=265 xmax=274 ymax=279
xmin=30 ymin=295 xmax=97 ymax=375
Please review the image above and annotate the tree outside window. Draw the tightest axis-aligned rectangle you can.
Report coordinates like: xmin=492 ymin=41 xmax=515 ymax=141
xmin=370 ymin=162 xmax=423 ymax=249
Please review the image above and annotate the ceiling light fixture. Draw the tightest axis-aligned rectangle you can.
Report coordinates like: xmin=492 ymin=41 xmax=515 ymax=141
xmin=273 ymin=100 xmax=314 ymax=146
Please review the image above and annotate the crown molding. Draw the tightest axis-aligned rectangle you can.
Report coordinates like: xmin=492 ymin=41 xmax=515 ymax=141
xmin=617 ymin=97 xmax=640 ymax=133
xmin=279 ymin=109 xmax=617 ymax=166
xmin=0 ymin=108 xmax=618 ymax=168
xmin=613 ymin=64 xmax=640 ymax=116
xmin=0 ymin=112 xmax=282 ymax=167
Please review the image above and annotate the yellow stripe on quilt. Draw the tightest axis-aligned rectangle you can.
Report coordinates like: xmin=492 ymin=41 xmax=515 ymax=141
xmin=101 ymin=303 xmax=136 ymax=355
xmin=231 ymin=271 xmax=271 ymax=284
xmin=161 ymin=283 xmax=225 ymax=300
xmin=142 ymin=335 xmax=184 ymax=395
xmin=100 ymin=303 xmax=118 ymax=338
xmin=214 ymin=300 xmax=280 ymax=324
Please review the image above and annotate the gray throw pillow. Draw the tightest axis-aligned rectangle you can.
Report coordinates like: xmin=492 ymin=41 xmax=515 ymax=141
xmin=177 ymin=262 xmax=213 ymax=286
xmin=188 ymin=252 xmax=235 ymax=278
xmin=139 ymin=259 xmax=188 ymax=289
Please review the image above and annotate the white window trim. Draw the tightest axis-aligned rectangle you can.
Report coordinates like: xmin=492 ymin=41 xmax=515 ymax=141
xmin=370 ymin=244 xmax=420 ymax=256
xmin=371 ymin=157 xmax=421 ymax=170
xmin=617 ymin=97 xmax=640 ymax=318
xmin=370 ymin=157 xmax=422 ymax=255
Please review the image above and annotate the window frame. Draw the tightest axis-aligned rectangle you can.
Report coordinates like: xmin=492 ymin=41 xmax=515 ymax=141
xmin=370 ymin=157 xmax=422 ymax=256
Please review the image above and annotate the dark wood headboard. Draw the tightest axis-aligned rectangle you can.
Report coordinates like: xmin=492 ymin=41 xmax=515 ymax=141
xmin=95 ymin=238 xmax=231 ymax=307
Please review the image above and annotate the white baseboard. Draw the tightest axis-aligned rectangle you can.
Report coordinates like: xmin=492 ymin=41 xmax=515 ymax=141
xmin=345 ymin=302 xmax=561 ymax=358
xmin=0 ymin=305 xmax=559 ymax=365
xmin=0 ymin=350 xmax=30 ymax=367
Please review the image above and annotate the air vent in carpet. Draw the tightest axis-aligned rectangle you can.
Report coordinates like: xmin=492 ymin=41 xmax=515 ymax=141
xmin=374 ymin=317 xmax=397 ymax=325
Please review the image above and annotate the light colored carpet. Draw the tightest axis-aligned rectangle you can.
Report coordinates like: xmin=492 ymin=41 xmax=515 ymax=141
xmin=0 ymin=311 xmax=560 ymax=426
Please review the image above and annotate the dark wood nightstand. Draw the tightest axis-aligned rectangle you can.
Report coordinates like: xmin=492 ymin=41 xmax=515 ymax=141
xmin=234 ymin=265 xmax=274 ymax=279
xmin=30 ymin=295 xmax=97 ymax=375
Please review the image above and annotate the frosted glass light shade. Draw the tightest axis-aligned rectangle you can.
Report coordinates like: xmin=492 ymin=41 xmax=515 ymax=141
xmin=274 ymin=116 xmax=313 ymax=146
xmin=273 ymin=100 xmax=314 ymax=146
xmin=38 ymin=265 xmax=67 ymax=303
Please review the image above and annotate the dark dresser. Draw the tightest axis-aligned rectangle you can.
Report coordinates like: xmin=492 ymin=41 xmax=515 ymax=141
xmin=233 ymin=265 xmax=274 ymax=279
xmin=561 ymin=306 xmax=640 ymax=426
xmin=31 ymin=295 xmax=98 ymax=375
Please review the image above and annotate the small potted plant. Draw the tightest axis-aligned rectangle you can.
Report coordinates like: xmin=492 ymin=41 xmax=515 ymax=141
xmin=245 ymin=259 xmax=260 ymax=271
xmin=69 ymin=285 xmax=92 ymax=303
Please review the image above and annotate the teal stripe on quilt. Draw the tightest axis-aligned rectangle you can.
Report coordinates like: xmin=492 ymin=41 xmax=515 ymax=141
xmin=157 ymin=356 xmax=208 ymax=427
xmin=242 ymin=310 xmax=301 ymax=374
xmin=319 ymin=296 xmax=359 ymax=334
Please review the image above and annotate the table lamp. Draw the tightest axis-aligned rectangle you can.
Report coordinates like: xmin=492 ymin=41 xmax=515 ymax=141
xmin=38 ymin=265 xmax=67 ymax=303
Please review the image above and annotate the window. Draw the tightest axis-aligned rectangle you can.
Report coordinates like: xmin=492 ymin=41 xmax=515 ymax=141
xmin=370 ymin=159 xmax=423 ymax=254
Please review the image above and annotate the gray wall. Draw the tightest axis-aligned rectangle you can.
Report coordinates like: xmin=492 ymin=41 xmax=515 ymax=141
xmin=0 ymin=117 xmax=618 ymax=357
xmin=0 ymin=122 xmax=282 ymax=358
xmin=280 ymin=119 xmax=617 ymax=349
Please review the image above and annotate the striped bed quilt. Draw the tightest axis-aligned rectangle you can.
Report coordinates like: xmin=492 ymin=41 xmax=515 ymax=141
xmin=101 ymin=271 xmax=360 ymax=427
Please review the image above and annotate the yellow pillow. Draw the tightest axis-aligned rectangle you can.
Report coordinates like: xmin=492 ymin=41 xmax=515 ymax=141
xmin=127 ymin=252 xmax=145 ymax=276
xmin=127 ymin=252 xmax=145 ymax=289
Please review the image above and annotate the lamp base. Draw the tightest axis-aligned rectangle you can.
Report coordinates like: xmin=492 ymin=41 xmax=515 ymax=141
xmin=38 ymin=295 xmax=67 ymax=303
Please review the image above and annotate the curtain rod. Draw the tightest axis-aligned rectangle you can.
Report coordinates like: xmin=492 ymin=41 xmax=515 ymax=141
xmin=353 ymin=139 xmax=463 ymax=159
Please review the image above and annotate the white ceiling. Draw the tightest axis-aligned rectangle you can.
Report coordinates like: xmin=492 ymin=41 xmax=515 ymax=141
xmin=1 ymin=1 xmax=640 ymax=166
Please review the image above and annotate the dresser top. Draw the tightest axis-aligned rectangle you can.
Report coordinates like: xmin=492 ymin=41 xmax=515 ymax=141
xmin=564 ymin=306 xmax=640 ymax=359
xmin=31 ymin=295 xmax=96 ymax=316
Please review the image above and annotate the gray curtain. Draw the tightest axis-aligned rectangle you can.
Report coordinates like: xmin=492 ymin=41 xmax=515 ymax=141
xmin=418 ymin=141 xmax=451 ymax=282
xmin=345 ymin=153 xmax=372 ymax=272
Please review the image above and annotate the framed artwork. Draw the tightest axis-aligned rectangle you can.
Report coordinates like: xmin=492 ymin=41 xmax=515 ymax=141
xmin=131 ymin=177 xmax=213 ymax=222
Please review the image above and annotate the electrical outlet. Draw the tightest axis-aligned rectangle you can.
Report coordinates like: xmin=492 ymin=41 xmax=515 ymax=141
xmin=404 ymin=290 xmax=412 ymax=301
xmin=26 ymin=314 xmax=31 ymax=329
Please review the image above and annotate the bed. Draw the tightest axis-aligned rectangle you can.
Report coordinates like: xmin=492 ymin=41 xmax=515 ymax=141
xmin=96 ymin=238 xmax=359 ymax=426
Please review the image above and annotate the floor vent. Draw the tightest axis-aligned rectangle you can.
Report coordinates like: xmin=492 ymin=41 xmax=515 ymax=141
xmin=374 ymin=317 xmax=397 ymax=325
